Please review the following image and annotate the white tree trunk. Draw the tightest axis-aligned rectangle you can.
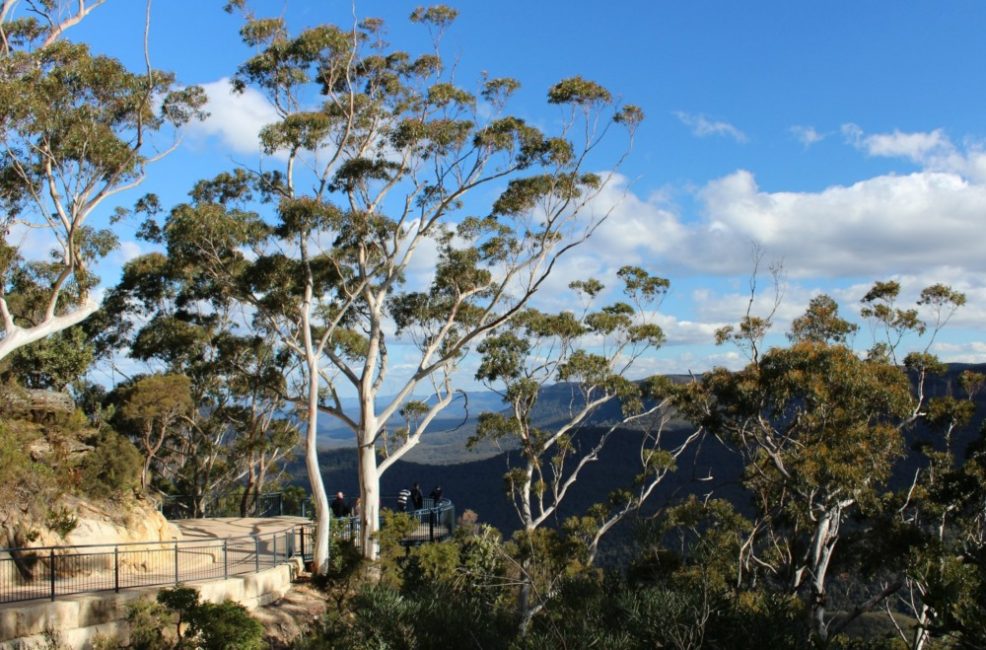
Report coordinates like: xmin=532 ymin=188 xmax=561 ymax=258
xmin=358 ymin=442 xmax=381 ymax=561
xmin=0 ymin=297 xmax=99 ymax=362
xmin=305 ymin=356 xmax=331 ymax=574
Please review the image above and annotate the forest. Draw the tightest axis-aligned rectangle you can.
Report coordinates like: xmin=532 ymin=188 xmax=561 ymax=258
xmin=0 ymin=2 xmax=984 ymax=648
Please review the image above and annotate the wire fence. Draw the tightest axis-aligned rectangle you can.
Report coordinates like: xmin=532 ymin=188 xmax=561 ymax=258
xmin=0 ymin=525 xmax=314 ymax=606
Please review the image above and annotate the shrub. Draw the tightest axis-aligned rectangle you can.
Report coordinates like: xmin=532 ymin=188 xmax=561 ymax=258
xmin=79 ymin=428 xmax=142 ymax=499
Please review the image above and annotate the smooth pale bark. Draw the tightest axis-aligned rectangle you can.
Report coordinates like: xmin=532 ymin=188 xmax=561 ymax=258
xmin=0 ymin=297 xmax=99 ymax=363
xmin=357 ymin=443 xmax=381 ymax=558
xmin=302 ymin=285 xmax=331 ymax=573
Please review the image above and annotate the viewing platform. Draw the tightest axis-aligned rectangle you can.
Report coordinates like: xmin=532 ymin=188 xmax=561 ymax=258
xmin=0 ymin=494 xmax=455 ymax=606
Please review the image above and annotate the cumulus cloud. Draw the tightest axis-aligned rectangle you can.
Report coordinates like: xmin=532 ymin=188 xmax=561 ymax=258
xmin=674 ymin=111 xmax=748 ymax=143
xmin=669 ymin=167 xmax=986 ymax=278
xmin=185 ymin=78 xmax=279 ymax=156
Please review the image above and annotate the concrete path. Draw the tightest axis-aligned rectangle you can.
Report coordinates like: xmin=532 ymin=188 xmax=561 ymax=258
xmin=172 ymin=516 xmax=309 ymax=542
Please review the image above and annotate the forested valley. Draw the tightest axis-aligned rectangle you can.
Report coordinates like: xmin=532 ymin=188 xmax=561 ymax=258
xmin=0 ymin=2 xmax=984 ymax=649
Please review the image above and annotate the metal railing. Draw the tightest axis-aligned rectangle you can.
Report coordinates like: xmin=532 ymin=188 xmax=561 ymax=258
xmin=326 ymin=498 xmax=456 ymax=552
xmin=0 ymin=524 xmax=314 ymax=605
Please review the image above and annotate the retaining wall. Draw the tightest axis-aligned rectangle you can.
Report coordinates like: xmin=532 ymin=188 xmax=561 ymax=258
xmin=0 ymin=557 xmax=303 ymax=649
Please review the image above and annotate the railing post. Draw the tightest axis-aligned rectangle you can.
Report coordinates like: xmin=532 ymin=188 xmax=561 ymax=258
xmin=429 ymin=509 xmax=435 ymax=542
xmin=254 ymin=535 xmax=260 ymax=572
xmin=300 ymin=526 xmax=305 ymax=560
xmin=223 ymin=539 xmax=228 ymax=580
xmin=114 ymin=546 xmax=120 ymax=592
xmin=174 ymin=541 xmax=179 ymax=584
xmin=49 ymin=549 xmax=55 ymax=601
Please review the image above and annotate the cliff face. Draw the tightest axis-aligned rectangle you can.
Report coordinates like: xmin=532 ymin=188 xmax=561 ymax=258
xmin=0 ymin=393 xmax=179 ymax=572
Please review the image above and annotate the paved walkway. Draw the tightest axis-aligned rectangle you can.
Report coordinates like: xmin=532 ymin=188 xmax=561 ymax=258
xmin=172 ymin=516 xmax=309 ymax=542
xmin=0 ymin=517 xmax=312 ymax=606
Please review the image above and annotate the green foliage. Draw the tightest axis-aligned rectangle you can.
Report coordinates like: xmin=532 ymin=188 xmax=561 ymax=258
xmin=117 ymin=586 xmax=266 ymax=650
xmin=305 ymin=523 xmax=514 ymax=650
xmin=43 ymin=505 xmax=77 ymax=538
xmin=5 ymin=327 xmax=94 ymax=390
xmin=79 ymin=428 xmax=142 ymax=499
xmin=789 ymin=294 xmax=858 ymax=344
xmin=0 ymin=421 xmax=57 ymax=525
xmin=0 ymin=4 xmax=205 ymax=364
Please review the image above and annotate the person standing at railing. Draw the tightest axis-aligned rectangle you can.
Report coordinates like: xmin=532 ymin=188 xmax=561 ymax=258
xmin=429 ymin=485 xmax=442 ymax=504
xmin=410 ymin=483 xmax=423 ymax=510
xmin=397 ymin=487 xmax=411 ymax=512
xmin=330 ymin=491 xmax=351 ymax=517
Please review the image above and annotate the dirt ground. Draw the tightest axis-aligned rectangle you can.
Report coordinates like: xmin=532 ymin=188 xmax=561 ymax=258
xmin=253 ymin=578 xmax=330 ymax=648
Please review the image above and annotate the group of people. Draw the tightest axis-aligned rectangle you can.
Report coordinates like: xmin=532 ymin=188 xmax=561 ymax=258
xmin=395 ymin=483 xmax=443 ymax=512
xmin=329 ymin=483 xmax=444 ymax=518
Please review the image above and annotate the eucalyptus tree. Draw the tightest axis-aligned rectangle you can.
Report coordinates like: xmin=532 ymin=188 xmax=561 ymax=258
xmin=882 ymin=367 xmax=985 ymax=650
xmin=470 ymin=268 xmax=702 ymax=634
xmin=173 ymin=4 xmax=642 ymax=568
xmin=96 ymin=244 xmax=298 ymax=516
xmin=691 ymin=282 xmax=968 ymax=644
xmin=0 ymin=0 xmax=205 ymax=361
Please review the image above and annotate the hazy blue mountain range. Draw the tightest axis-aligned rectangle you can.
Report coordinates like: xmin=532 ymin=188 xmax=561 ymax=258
xmin=315 ymin=378 xmax=695 ymax=464
xmin=289 ymin=364 xmax=986 ymax=554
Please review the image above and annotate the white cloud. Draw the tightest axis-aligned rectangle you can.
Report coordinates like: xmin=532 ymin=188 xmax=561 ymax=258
xmin=790 ymin=125 xmax=825 ymax=147
xmin=842 ymin=123 xmax=952 ymax=164
xmin=670 ymin=167 xmax=986 ymax=278
xmin=650 ymin=312 xmax=725 ymax=346
xmin=185 ymin=78 xmax=279 ymax=156
xmin=674 ymin=111 xmax=748 ymax=143
xmin=115 ymin=240 xmax=144 ymax=264
xmin=931 ymin=341 xmax=986 ymax=364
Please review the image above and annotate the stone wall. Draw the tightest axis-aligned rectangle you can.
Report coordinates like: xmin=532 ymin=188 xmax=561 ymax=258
xmin=0 ymin=557 xmax=303 ymax=649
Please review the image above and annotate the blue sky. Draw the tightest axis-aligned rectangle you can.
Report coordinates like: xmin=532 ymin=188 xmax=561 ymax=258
xmin=51 ymin=1 xmax=986 ymax=387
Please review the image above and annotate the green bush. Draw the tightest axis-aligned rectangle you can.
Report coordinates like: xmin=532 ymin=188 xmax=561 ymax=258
xmin=79 ymin=428 xmax=142 ymax=499
xmin=114 ymin=586 xmax=265 ymax=650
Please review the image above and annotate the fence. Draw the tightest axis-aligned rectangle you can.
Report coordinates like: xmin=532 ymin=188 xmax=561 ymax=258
xmin=0 ymin=524 xmax=314 ymax=606
xmin=325 ymin=498 xmax=456 ymax=552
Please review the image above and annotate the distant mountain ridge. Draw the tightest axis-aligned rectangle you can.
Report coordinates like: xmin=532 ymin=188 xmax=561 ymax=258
xmin=292 ymin=363 xmax=986 ymax=549
xmin=316 ymin=377 xmax=695 ymax=464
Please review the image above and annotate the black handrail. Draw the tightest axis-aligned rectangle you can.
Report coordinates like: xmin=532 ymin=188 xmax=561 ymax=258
xmin=0 ymin=525 xmax=313 ymax=605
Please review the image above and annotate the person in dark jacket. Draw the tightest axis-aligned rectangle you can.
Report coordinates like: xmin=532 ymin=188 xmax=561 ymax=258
xmin=410 ymin=483 xmax=423 ymax=510
xmin=429 ymin=485 xmax=443 ymax=503
xmin=330 ymin=491 xmax=351 ymax=517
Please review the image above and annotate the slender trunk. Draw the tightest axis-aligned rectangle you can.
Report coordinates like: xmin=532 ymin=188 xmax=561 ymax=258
xmin=808 ymin=507 xmax=841 ymax=642
xmin=141 ymin=456 xmax=151 ymax=493
xmin=911 ymin=603 xmax=930 ymax=650
xmin=240 ymin=461 xmax=256 ymax=517
xmin=517 ymin=557 xmax=536 ymax=636
xmin=516 ymin=520 xmax=537 ymax=636
xmin=358 ymin=437 xmax=381 ymax=561
xmin=306 ymin=354 xmax=331 ymax=574
xmin=255 ymin=460 xmax=268 ymax=513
